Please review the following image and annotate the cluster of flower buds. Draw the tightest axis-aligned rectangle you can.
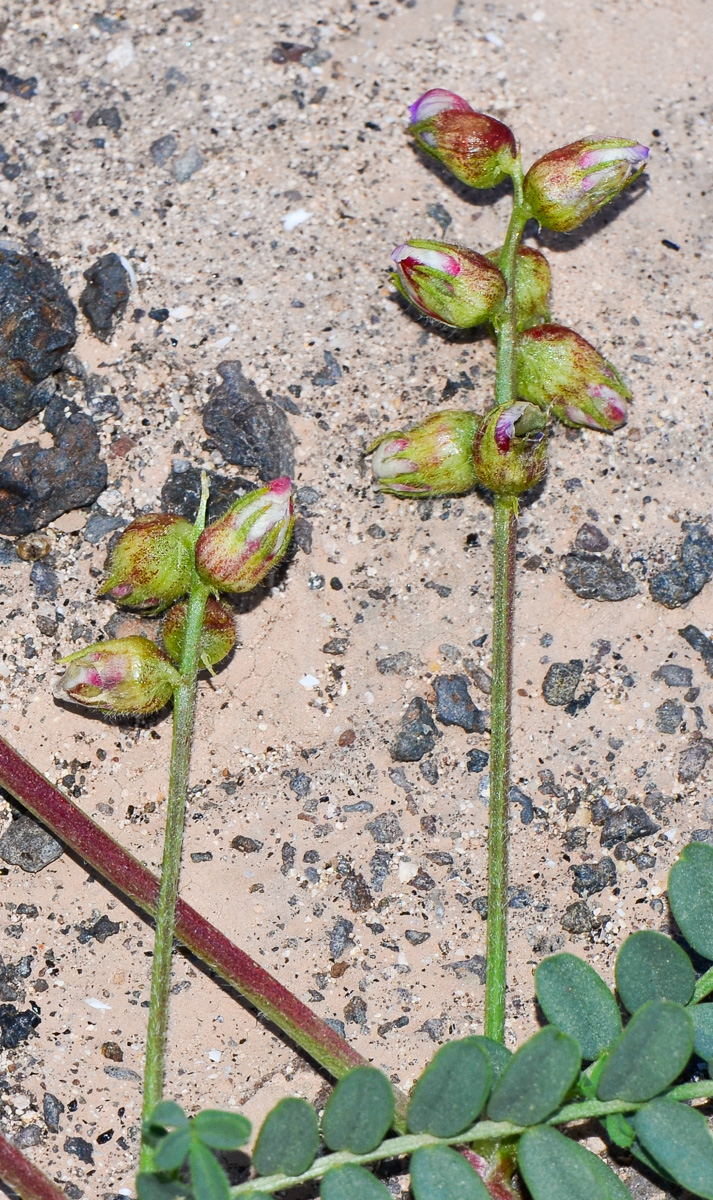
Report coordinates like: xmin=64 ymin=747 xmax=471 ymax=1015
xmin=471 ymin=402 xmax=548 ymax=497
xmin=516 ymin=324 xmax=630 ymax=431
xmin=523 ymin=137 xmax=649 ymax=232
xmin=408 ymin=89 xmax=517 ymax=189
xmin=391 ymin=240 xmax=506 ymax=328
xmin=55 ymin=479 xmax=295 ymax=717
xmin=369 ymin=410 xmax=480 ymax=497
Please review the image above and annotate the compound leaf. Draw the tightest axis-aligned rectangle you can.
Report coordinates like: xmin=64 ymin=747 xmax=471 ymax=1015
xmin=518 ymin=1125 xmax=633 ymax=1200
xmin=615 ymin=931 xmax=695 ymax=1013
xmin=632 ymin=1098 xmax=713 ymax=1198
xmin=486 ymin=1027 xmax=581 ymax=1125
xmin=407 ymin=1039 xmax=491 ymax=1137
xmin=410 ymin=1145 xmax=491 ymax=1200
xmin=321 ymin=1164 xmax=392 ymax=1200
xmin=536 ymin=953 xmax=622 ymax=1060
xmin=322 ymin=1067 xmax=394 ymax=1154
xmin=188 ymin=1140 xmax=230 ymax=1200
xmin=597 ymin=1000 xmax=694 ymax=1103
xmin=668 ymin=842 xmax=713 ymax=960
xmin=253 ymin=1097 xmax=319 ymax=1176
xmin=192 ymin=1109 xmax=251 ymax=1151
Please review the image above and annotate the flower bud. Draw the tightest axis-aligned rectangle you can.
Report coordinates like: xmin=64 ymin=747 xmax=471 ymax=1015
xmin=368 ymin=410 xmax=479 ymax=498
xmin=195 ymin=478 xmax=294 ymax=593
xmin=517 ymin=324 xmax=630 ymax=431
xmin=524 ymin=137 xmax=649 ymax=233
xmin=391 ymin=240 xmax=506 ymax=328
xmin=472 ymin=403 xmax=548 ymax=497
xmin=486 ymin=245 xmax=551 ymax=329
xmin=99 ymin=514 xmax=195 ymax=614
xmin=54 ymin=636 xmax=179 ymax=715
xmin=162 ymin=596 xmax=236 ymax=670
xmin=408 ymin=89 xmax=517 ymax=188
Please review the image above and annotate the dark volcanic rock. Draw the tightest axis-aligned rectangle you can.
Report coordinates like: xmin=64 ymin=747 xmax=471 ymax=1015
xmin=0 ymin=68 xmax=37 ymax=99
xmin=329 ymin=917 xmax=354 ymax=960
xmin=653 ymin=663 xmax=693 ymax=688
xmin=574 ymin=523 xmax=610 ymax=552
xmin=64 ymin=1137 xmax=94 ymax=1164
xmin=390 ymin=696 xmax=439 ymax=761
xmin=0 ymin=814 xmax=63 ymax=872
xmin=560 ymin=900 xmax=600 ymax=934
xmin=0 ymin=247 xmax=77 ymax=429
xmin=150 ymin=133 xmax=177 ymax=166
xmin=562 ymin=550 xmax=639 ymax=601
xmin=542 ymin=659 xmax=583 ymax=706
xmin=202 ymin=360 xmax=296 ymax=479
xmin=43 ymin=1094 xmax=65 ymax=1133
xmin=341 ymin=871 xmax=373 ymax=912
xmin=76 ymin=915 xmax=121 ymax=944
xmin=0 ymin=393 xmax=107 ymax=535
xmin=679 ymin=624 xmax=713 ymax=678
xmin=366 ymin=813 xmax=403 ymax=844
xmin=444 ymin=955 xmax=486 ymax=983
xmin=649 ymin=523 xmax=713 ymax=608
xmin=678 ymin=738 xmax=713 ymax=783
xmin=79 ymin=253 xmax=131 ymax=340
xmin=466 ymin=748 xmax=489 ymax=774
xmin=600 ymin=805 xmax=660 ymax=848
xmin=510 ymin=785 xmax=534 ymax=825
xmin=0 ymin=1002 xmax=40 ymax=1048
xmin=87 ymin=106 xmax=121 ymax=134
xmin=433 ymin=674 xmax=487 ymax=732
xmin=655 ymin=699 xmax=684 ymax=733
xmin=161 ymin=463 xmax=255 ymax=525
xmin=570 ymin=857 xmax=617 ymax=896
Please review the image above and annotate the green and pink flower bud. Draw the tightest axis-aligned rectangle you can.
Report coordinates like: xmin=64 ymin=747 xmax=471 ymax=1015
xmin=54 ymin=636 xmax=179 ymax=715
xmin=391 ymin=240 xmax=506 ymax=328
xmin=524 ymin=137 xmax=649 ymax=233
xmin=99 ymin=513 xmax=195 ymax=614
xmin=368 ymin=410 xmax=479 ymax=498
xmin=408 ymin=89 xmax=517 ymax=188
xmin=162 ymin=596 xmax=236 ymax=671
xmin=517 ymin=324 xmax=630 ymax=432
xmin=487 ymin=245 xmax=551 ymax=329
xmin=472 ymin=403 xmax=548 ymax=497
xmin=195 ymin=478 xmax=294 ymax=594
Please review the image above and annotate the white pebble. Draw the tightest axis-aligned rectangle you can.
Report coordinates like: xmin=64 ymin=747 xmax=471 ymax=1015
xmin=283 ymin=209 xmax=312 ymax=232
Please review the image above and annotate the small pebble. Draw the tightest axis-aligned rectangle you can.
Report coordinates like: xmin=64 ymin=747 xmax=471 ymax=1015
xmin=150 ymin=133 xmax=178 ymax=166
xmin=655 ymin=699 xmax=684 ymax=733
xmin=172 ymin=145 xmax=204 ymax=182
xmin=600 ymin=805 xmax=660 ymax=848
xmin=570 ymin=857 xmax=617 ymax=897
xmin=43 ymin=1094 xmax=65 ymax=1133
xmin=678 ymin=738 xmax=713 ymax=783
xmin=574 ymin=522 xmax=610 ymax=552
xmin=202 ymin=360 xmax=296 ymax=480
xmin=433 ymin=674 xmax=487 ymax=733
xmin=0 ymin=815 xmax=63 ymax=872
xmin=679 ymin=625 xmax=713 ymax=677
xmin=542 ymin=660 xmax=583 ymax=706
xmin=562 ymin=550 xmax=639 ymax=602
xmin=365 ymin=813 xmax=403 ymax=844
xmin=79 ymin=253 xmax=131 ymax=341
xmin=560 ymin=900 xmax=600 ymax=934
xmin=390 ymin=696 xmax=438 ymax=762
xmin=231 ymin=835 xmax=263 ymax=853
xmin=466 ymin=749 xmax=489 ymax=774
xmin=653 ymin=663 xmax=693 ymax=687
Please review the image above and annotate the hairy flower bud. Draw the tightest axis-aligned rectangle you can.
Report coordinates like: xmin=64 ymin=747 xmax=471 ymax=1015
xmin=486 ymin=245 xmax=551 ymax=329
xmin=408 ymin=89 xmax=517 ymax=188
xmin=99 ymin=514 xmax=195 ymax=614
xmin=524 ymin=137 xmax=649 ymax=233
xmin=368 ymin=410 xmax=479 ymax=498
xmin=472 ymin=403 xmax=548 ymax=497
xmin=162 ymin=596 xmax=236 ymax=670
xmin=54 ymin=636 xmax=179 ymax=715
xmin=517 ymin=324 xmax=630 ymax=431
xmin=195 ymin=478 xmax=294 ymax=593
xmin=391 ymin=240 xmax=506 ymax=328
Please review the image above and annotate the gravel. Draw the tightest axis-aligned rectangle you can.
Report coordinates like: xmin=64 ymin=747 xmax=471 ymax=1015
xmin=542 ymin=659 xmax=583 ymax=706
xmin=42 ymin=1093 xmax=65 ymax=1133
xmin=0 ymin=1002 xmax=41 ymax=1048
xmin=678 ymin=738 xmax=713 ymax=783
xmin=433 ymin=674 xmax=487 ymax=732
xmin=648 ymin=523 xmax=713 ymax=607
xmin=150 ymin=133 xmax=178 ymax=166
xmin=679 ymin=624 xmax=713 ymax=677
xmin=79 ymin=253 xmax=131 ymax=341
xmin=653 ymin=663 xmax=693 ymax=687
xmin=570 ymin=857 xmax=617 ymax=896
xmin=655 ymin=699 xmax=684 ymax=733
xmin=574 ymin=522 xmax=610 ymax=552
xmin=390 ymin=696 xmax=439 ymax=762
xmin=600 ymin=805 xmax=660 ymax=848
xmin=172 ymin=145 xmax=204 ymax=182
xmin=0 ymin=814 xmax=64 ymax=872
xmin=365 ymin=813 xmax=403 ymax=844
xmin=561 ymin=550 xmax=639 ymax=601
xmin=202 ymin=359 xmax=296 ymax=479
xmin=560 ymin=900 xmax=601 ymax=933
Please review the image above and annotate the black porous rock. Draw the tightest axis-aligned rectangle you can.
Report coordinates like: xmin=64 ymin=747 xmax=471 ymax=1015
xmin=560 ymin=900 xmax=600 ymax=934
xmin=76 ymin=915 xmax=121 ymax=944
xmin=542 ymin=659 xmax=583 ymax=706
xmin=0 ymin=1002 xmax=40 ymax=1048
xmin=562 ymin=550 xmax=639 ymax=602
xmin=366 ymin=812 xmax=403 ymax=844
xmin=466 ymin=748 xmax=489 ymax=774
xmin=161 ymin=463 xmax=255 ymax=525
xmin=0 ymin=813 xmax=63 ymax=872
xmin=509 ymin=785 xmax=534 ymax=825
xmin=0 ymin=247 xmax=77 ymax=430
xmin=655 ymin=699 xmax=684 ymax=733
xmin=679 ymin=624 xmax=713 ymax=678
xmin=653 ymin=663 xmax=693 ymax=688
xmin=678 ymin=737 xmax=713 ymax=783
xmin=202 ymin=360 xmax=297 ymax=480
xmin=570 ymin=856 xmax=617 ymax=897
xmin=433 ymin=674 xmax=487 ymax=732
xmin=79 ymin=253 xmax=131 ymax=341
xmin=649 ymin=523 xmax=713 ymax=608
xmin=600 ymin=805 xmax=660 ymax=849
xmin=64 ymin=1137 xmax=94 ymax=1164
xmin=390 ymin=695 xmax=439 ymax=761
xmin=0 ymin=393 xmax=107 ymax=535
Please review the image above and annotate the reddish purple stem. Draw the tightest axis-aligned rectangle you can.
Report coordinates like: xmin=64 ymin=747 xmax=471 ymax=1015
xmin=0 ymin=1131 xmax=66 ymax=1200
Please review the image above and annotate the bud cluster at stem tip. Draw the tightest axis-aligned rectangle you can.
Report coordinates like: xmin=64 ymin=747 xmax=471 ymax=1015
xmin=408 ymin=89 xmax=517 ymax=189
xmin=524 ymin=136 xmax=649 ymax=233
xmin=391 ymin=240 xmax=506 ymax=328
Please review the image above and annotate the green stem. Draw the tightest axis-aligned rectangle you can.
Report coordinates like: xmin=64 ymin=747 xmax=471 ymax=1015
xmin=484 ymin=159 xmax=528 ymax=1044
xmin=140 ymin=484 xmax=211 ymax=1164
xmin=692 ymin=963 xmax=713 ymax=1004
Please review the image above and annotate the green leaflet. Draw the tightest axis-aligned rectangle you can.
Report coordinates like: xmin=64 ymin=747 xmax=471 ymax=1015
xmin=632 ymin=1098 xmax=713 ymax=1198
xmin=188 ymin=1140 xmax=230 ymax=1200
xmin=192 ymin=1109 xmax=251 ymax=1151
xmin=668 ymin=842 xmax=713 ymax=960
xmin=407 ymin=1038 xmax=492 ymax=1137
xmin=691 ymin=1004 xmax=713 ymax=1061
xmin=486 ymin=1027 xmax=581 ymax=1125
xmin=597 ymin=999 xmax=694 ymax=1103
xmin=518 ymin=1126 xmax=634 ymax=1200
xmin=535 ymin=952 xmax=622 ymax=1060
xmin=410 ymin=1145 xmax=492 ymax=1200
xmin=322 ymin=1067 xmax=395 ymax=1154
xmin=615 ymin=930 xmax=695 ymax=1013
xmin=252 ymin=1097 xmax=319 ymax=1177
xmin=321 ymin=1164 xmax=392 ymax=1200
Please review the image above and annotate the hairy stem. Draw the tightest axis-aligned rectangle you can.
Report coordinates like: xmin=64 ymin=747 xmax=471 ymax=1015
xmin=494 ymin=162 xmax=527 ymax=411
xmin=0 ymin=1131 xmax=67 ymax=1200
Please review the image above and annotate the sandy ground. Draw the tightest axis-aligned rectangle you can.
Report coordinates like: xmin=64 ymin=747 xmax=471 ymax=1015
xmin=0 ymin=0 xmax=712 ymax=1195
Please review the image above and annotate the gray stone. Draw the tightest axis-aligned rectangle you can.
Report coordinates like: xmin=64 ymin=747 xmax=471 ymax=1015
xmin=562 ymin=827 xmax=589 ymax=850
xmin=649 ymin=523 xmax=713 ymax=608
xmin=76 ymin=914 xmax=121 ymax=944
xmin=388 ymin=766 xmax=412 ymax=792
xmin=171 ymin=144 xmax=204 ymax=182
xmin=542 ymin=659 xmax=583 ymax=706
xmin=444 ymin=955 xmax=486 ymax=983
xmin=376 ymin=651 xmax=419 ymax=675
xmin=390 ymin=696 xmax=438 ymax=762
xmin=653 ymin=663 xmax=693 ymax=688
xmin=83 ymin=510 xmax=126 ymax=544
xmin=103 ymin=1065 xmax=141 ymax=1081
xmin=366 ymin=813 xmax=403 ymax=844
xmin=420 ymin=1017 xmax=446 ymax=1042
xmin=560 ymin=900 xmax=599 ymax=934
xmin=161 ymin=463 xmax=255 ymax=525
xmin=231 ymin=835 xmax=262 ymax=853
xmin=202 ymin=360 xmax=296 ymax=480
xmin=433 ymin=674 xmax=487 ymax=732
xmin=87 ymin=105 xmax=121 ymax=134
xmin=510 ymin=785 xmax=534 ymax=825
xmin=574 ymin=523 xmax=610 ymax=552
xmin=600 ymin=805 xmax=660 ymax=848
xmin=150 ymin=133 xmax=178 ymax=166
xmin=42 ymin=1095 xmax=65 ymax=1135
xmin=0 ymin=537 xmax=18 ymax=563
xmin=426 ymin=201 xmax=452 ymax=233
xmin=679 ymin=624 xmax=713 ymax=678
xmin=679 ymin=738 xmax=713 ymax=783
xmin=289 ymin=772 xmax=311 ymax=796
xmin=344 ymin=996 xmax=367 ymax=1024
xmin=329 ymin=917 xmax=354 ymax=960
xmin=79 ymin=253 xmax=130 ymax=341
xmin=322 ymin=638 xmax=348 ymax=655
xmin=30 ymin=559 xmax=58 ymax=599
xmin=562 ymin=551 xmax=639 ymax=601
xmin=311 ymin=350 xmax=342 ymax=387
xmin=466 ymin=749 xmax=489 ymax=774
xmin=464 ymin=661 xmax=492 ymax=694
xmin=0 ymin=814 xmax=63 ymax=872
xmin=341 ymin=872 xmax=373 ymax=912
xmin=63 ymin=1137 xmax=94 ymax=1164
xmin=570 ymin=857 xmax=617 ymax=897
xmin=655 ymin=699 xmax=684 ymax=733
xmin=15 ymin=1124 xmax=42 ymax=1148
xmin=405 ymin=930 xmax=431 ymax=945
xmin=369 ymin=849 xmax=392 ymax=891
xmin=419 ymin=759 xmax=439 ymax=785
xmin=0 ymin=1002 xmax=40 ymax=1047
